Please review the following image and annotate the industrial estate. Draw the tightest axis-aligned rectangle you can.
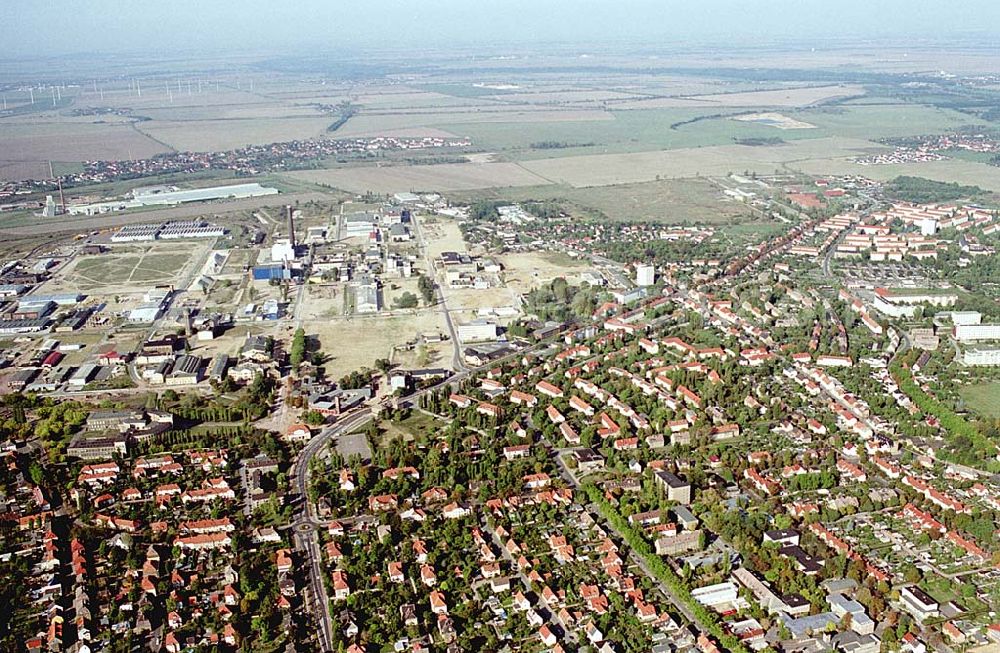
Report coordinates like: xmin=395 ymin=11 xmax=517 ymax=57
xmin=2 ymin=11 xmax=1000 ymax=653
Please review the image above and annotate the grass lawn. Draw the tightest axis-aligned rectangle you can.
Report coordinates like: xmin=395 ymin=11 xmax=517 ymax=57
xmin=539 ymin=251 xmax=588 ymax=268
xmin=382 ymin=411 xmax=442 ymax=443
xmin=959 ymin=382 xmax=1000 ymax=418
xmin=921 ymin=574 xmax=958 ymax=605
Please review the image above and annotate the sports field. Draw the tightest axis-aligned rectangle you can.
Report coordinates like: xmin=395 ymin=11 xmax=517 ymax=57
xmin=43 ymin=242 xmax=209 ymax=295
xmin=959 ymin=382 xmax=1000 ymax=418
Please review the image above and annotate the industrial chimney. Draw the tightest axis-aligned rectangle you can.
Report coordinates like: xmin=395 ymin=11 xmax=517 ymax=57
xmin=286 ymin=205 xmax=296 ymax=248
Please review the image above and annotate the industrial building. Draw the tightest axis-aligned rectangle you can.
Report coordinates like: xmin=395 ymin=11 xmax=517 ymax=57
xmin=209 ymin=353 xmax=230 ymax=382
xmin=167 ymin=355 xmax=202 ymax=385
xmin=127 ymin=304 xmax=163 ymax=323
xmin=457 ymin=320 xmax=499 ymax=342
xmin=260 ymin=300 xmax=281 ymax=320
xmin=0 ymin=318 xmax=50 ymax=334
xmin=270 ymin=240 xmax=296 ymax=263
xmin=68 ymin=364 xmax=99 ymax=388
xmin=133 ymin=183 xmax=278 ymax=205
xmin=111 ymin=219 xmax=226 ymax=243
xmin=69 ymin=183 xmax=277 ymax=216
xmin=355 ymin=283 xmax=380 ymax=314
xmin=252 ymin=263 xmax=293 ymax=281
xmin=20 ymin=293 xmax=83 ymax=306
xmin=343 ymin=212 xmax=378 ymax=235
xmin=13 ymin=300 xmax=56 ymax=320
xmin=0 ymin=284 xmax=28 ymax=298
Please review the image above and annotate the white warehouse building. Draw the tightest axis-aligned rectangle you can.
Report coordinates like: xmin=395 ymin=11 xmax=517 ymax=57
xmin=457 ymin=320 xmax=499 ymax=342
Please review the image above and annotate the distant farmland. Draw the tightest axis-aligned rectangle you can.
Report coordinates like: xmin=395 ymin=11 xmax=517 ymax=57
xmin=451 ymin=178 xmax=747 ymax=224
xmin=284 ymin=162 xmax=552 ymax=193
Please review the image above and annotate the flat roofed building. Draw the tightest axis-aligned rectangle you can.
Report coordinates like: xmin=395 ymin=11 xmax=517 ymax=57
xmin=131 ymin=183 xmax=277 ymax=205
xmin=457 ymin=320 xmax=499 ymax=343
xmin=69 ymin=364 xmax=98 ymax=387
xmin=955 ymin=323 xmax=1000 ymax=342
xmin=961 ymin=347 xmax=1000 ymax=366
xmin=128 ymin=305 xmax=162 ymax=323
xmin=355 ymin=283 xmax=380 ymax=314
xmin=653 ymin=470 xmax=691 ymax=505
xmin=343 ymin=212 xmax=378 ymax=234
xmin=691 ymin=582 xmax=738 ymax=607
xmin=900 ymin=586 xmax=939 ymax=622
xmin=67 ymin=432 xmax=128 ymax=460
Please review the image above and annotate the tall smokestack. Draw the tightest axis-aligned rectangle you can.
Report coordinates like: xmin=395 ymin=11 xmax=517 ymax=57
xmin=57 ymin=178 xmax=66 ymax=215
xmin=286 ymin=205 xmax=296 ymax=248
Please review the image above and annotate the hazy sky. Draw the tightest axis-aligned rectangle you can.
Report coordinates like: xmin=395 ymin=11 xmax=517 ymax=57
xmin=4 ymin=0 xmax=1000 ymax=58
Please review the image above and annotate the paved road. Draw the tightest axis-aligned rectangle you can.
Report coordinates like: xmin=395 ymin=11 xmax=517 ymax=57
xmin=288 ymin=408 xmax=370 ymax=652
xmin=286 ymin=334 xmax=564 ymax=650
xmin=548 ymin=442 xmax=711 ymax=634
xmin=412 ymin=212 xmax=466 ymax=372
xmin=483 ymin=519 xmax=577 ymax=644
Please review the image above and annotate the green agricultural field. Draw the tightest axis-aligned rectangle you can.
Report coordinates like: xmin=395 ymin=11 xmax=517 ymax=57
xmin=959 ymin=382 xmax=1000 ymax=418
xmin=445 ymin=108 xmax=828 ymax=157
xmin=452 ymin=177 xmax=749 ymax=223
xmin=440 ymin=103 xmax=986 ymax=159
xmin=795 ymin=103 xmax=988 ymax=140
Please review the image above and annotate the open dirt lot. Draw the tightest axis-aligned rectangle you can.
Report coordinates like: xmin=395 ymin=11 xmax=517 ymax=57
xmin=285 ymin=162 xmax=552 ymax=194
xmin=500 ymin=251 xmax=589 ymax=295
xmin=306 ymin=310 xmax=448 ymax=380
xmin=419 ymin=216 xmax=468 ymax=259
xmin=391 ymin=340 xmax=451 ymax=371
xmin=299 ymin=283 xmax=346 ymax=319
xmin=443 ymin=286 xmax=520 ymax=315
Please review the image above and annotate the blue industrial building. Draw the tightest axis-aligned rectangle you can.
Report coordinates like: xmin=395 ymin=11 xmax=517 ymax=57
xmin=252 ymin=264 xmax=292 ymax=281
